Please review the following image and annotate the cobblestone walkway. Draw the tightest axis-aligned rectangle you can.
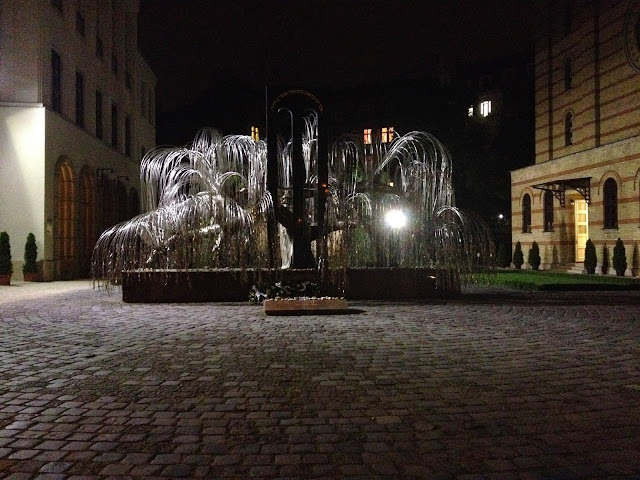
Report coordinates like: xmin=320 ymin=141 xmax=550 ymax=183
xmin=0 ymin=281 xmax=639 ymax=479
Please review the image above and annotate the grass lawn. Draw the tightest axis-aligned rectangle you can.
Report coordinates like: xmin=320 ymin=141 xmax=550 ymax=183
xmin=468 ymin=269 xmax=640 ymax=291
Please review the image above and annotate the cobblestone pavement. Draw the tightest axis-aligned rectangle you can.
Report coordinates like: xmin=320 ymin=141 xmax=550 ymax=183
xmin=0 ymin=281 xmax=639 ymax=479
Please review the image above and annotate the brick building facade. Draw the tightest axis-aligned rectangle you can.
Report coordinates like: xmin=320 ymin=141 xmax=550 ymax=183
xmin=511 ymin=0 xmax=640 ymax=275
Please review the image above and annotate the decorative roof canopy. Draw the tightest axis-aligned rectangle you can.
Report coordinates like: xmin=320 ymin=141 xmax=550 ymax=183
xmin=532 ymin=177 xmax=591 ymax=207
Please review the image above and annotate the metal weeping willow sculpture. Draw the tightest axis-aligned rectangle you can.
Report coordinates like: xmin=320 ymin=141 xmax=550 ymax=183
xmin=92 ymin=91 xmax=494 ymax=297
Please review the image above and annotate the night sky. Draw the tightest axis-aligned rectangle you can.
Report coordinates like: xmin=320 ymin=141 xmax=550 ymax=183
xmin=136 ymin=0 xmax=537 ymax=228
xmin=138 ymin=0 xmax=537 ymax=111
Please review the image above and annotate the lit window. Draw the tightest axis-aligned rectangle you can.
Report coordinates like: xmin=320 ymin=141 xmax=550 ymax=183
xmin=381 ymin=127 xmax=394 ymax=143
xmin=480 ymin=100 xmax=492 ymax=117
xmin=468 ymin=105 xmax=474 ymax=117
xmin=363 ymin=128 xmax=372 ymax=145
xmin=251 ymin=126 xmax=259 ymax=141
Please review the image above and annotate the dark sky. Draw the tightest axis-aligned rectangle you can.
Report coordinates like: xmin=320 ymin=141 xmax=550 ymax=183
xmin=138 ymin=0 xmax=537 ymax=110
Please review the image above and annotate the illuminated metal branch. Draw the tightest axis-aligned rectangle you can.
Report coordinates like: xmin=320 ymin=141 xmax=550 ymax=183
xmin=92 ymin=126 xmax=493 ymax=290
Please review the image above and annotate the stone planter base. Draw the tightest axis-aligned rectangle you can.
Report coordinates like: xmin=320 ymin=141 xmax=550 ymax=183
xmin=264 ymin=297 xmax=349 ymax=316
xmin=121 ymin=267 xmax=448 ymax=303
xmin=23 ymin=272 xmax=40 ymax=282
xmin=0 ymin=274 xmax=11 ymax=286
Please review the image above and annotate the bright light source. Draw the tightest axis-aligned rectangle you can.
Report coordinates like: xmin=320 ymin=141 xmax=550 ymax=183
xmin=480 ymin=100 xmax=492 ymax=117
xmin=385 ymin=209 xmax=407 ymax=229
xmin=389 ymin=181 xmax=394 ymax=187
xmin=498 ymin=213 xmax=504 ymax=220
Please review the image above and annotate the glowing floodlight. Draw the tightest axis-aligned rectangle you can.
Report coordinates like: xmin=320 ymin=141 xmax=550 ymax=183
xmin=385 ymin=209 xmax=408 ymax=229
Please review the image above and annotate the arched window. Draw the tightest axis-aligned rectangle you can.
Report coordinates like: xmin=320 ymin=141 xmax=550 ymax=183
xmin=544 ymin=191 xmax=554 ymax=232
xmin=522 ymin=194 xmax=532 ymax=233
xmin=564 ymin=58 xmax=572 ymax=90
xmin=565 ymin=112 xmax=573 ymax=146
xmin=55 ymin=159 xmax=76 ymax=279
xmin=603 ymin=178 xmax=618 ymax=229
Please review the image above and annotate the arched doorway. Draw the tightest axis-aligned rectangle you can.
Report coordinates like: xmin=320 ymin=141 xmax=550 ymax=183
xmin=79 ymin=168 xmax=96 ymax=277
xmin=55 ymin=158 xmax=76 ymax=279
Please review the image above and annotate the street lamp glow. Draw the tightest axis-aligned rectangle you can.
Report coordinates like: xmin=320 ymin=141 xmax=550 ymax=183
xmin=498 ymin=213 xmax=504 ymax=220
xmin=385 ymin=209 xmax=408 ymax=229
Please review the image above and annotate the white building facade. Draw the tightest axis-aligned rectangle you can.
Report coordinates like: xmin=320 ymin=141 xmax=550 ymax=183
xmin=0 ymin=0 xmax=156 ymax=280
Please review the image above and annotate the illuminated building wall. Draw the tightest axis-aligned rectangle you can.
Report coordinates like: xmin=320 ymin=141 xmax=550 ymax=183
xmin=0 ymin=0 xmax=156 ymax=280
xmin=511 ymin=0 xmax=640 ymax=274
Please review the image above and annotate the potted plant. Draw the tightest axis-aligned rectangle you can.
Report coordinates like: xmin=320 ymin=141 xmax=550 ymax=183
xmin=528 ymin=241 xmax=541 ymax=270
xmin=23 ymin=233 xmax=39 ymax=281
xmin=513 ymin=241 xmax=524 ymax=270
xmin=613 ymin=237 xmax=627 ymax=277
xmin=0 ymin=231 xmax=13 ymax=285
xmin=584 ymin=239 xmax=597 ymax=274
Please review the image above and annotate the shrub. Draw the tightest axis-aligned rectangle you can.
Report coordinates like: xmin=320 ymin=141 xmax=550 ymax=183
xmin=584 ymin=239 xmax=597 ymax=274
xmin=0 ymin=231 xmax=12 ymax=275
xmin=602 ymin=245 xmax=609 ymax=275
xmin=613 ymin=237 xmax=627 ymax=276
xmin=23 ymin=233 xmax=38 ymax=274
xmin=496 ymin=242 xmax=511 ymax=268
xmin=513 ymin=241 xmax=524 ymax=270
xmin=528 ymin=241 xmax=541 ymax=270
